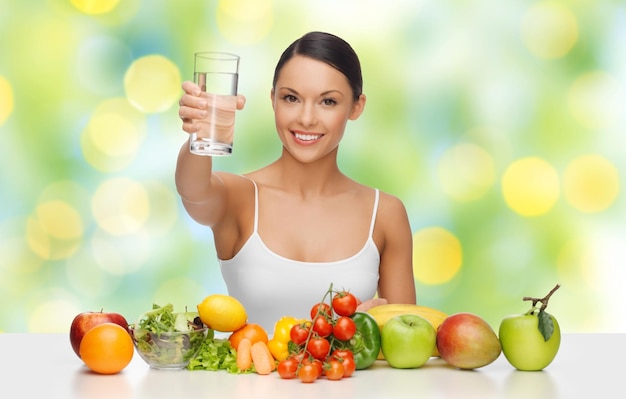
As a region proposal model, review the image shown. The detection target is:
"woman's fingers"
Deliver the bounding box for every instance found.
[178,81,245,133]
[181,120,197,134]
[236,94,246,110]
[179,101,206,118]
[180,91,207,112]
[182,80,201,96]
[356,298,388,312]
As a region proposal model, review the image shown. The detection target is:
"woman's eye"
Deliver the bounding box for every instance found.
[283,94,298,102]
[322,98,337,106]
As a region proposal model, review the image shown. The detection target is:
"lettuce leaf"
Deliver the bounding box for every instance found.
[187,338,253,373]
[137,303,177,333]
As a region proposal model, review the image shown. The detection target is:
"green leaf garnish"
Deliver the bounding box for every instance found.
[537,310,554,341]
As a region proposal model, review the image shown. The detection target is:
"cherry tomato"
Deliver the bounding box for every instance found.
[332,348,354,360]
[324,359,345,381]
[312,316,333,338]
[289,351,306,364]
[277,358,298,379]
[307,337,330,360]
[290,323,310,346]
[310,302,333,319]
[333,316,357,341]
[302,356,324,377]
[339,355,356,377]
[332,291,358,316]
[298,363,319,383]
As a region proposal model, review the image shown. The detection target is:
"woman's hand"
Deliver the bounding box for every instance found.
[178,80,246,134]
[356,297,388,312]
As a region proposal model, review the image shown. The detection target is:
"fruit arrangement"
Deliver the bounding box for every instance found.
[68,283,562,378]
[69,310,133,374]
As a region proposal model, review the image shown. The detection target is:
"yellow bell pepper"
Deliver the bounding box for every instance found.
[267,316,303,361]
[267,339,288,361]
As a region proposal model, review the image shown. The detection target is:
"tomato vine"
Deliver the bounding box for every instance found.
[279,283,360,382]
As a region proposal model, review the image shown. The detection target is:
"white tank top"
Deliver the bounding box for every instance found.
[219,181,380,333]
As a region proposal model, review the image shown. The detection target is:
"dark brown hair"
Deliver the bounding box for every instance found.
[272,31,363,100]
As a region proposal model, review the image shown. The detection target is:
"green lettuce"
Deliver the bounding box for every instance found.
[187,338,254,373]
[132,303,211,366]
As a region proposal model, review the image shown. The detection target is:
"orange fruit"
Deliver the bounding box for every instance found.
[197,294,247,332]
[229,323,268,351]
[79,322,134,375]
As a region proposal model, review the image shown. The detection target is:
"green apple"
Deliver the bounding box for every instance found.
[381,314,436,369]
[499,313,560,371]
[499,284,561,371]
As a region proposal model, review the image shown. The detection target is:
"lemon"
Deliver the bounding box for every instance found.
[197,294,247,332]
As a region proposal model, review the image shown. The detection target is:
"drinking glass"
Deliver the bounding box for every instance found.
[190,52,239,156]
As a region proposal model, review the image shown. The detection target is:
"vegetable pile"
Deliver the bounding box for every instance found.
[129,285,384,382]
[276,284,381,383]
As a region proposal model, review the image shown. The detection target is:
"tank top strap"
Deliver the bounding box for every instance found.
[249,178,259,233]
[368,189,380,238]
[250,179,375,237]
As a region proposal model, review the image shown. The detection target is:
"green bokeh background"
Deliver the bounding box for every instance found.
[1,0,624,333]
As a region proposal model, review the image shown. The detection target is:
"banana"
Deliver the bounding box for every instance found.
[366,304,448,358]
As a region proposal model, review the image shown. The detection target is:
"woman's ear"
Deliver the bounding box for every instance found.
[349,93,366,120]
[270,88,276,110]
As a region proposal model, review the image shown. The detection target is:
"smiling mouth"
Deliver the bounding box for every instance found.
[293,132,322,142]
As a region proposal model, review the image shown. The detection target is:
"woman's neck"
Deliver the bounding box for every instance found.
[269,149,348,198]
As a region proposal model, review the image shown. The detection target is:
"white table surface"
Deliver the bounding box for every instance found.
[2,333,623,398]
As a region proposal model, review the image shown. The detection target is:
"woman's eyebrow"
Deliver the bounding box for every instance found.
[278,87,344,97]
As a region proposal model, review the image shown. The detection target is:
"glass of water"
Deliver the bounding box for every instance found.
[190,52,239,156]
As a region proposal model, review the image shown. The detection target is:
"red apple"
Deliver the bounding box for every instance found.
[69,310,129,358]
[436,312,502,369]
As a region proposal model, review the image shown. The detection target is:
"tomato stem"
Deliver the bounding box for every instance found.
[296,283,336,368]
[523,283,561,312]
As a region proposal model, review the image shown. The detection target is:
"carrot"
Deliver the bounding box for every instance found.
[250,341,276,375]
[236,338,253,371]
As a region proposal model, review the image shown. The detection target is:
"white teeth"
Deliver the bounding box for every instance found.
[295,133,321,141]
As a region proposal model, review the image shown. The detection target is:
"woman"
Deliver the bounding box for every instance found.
[176,31,416,332]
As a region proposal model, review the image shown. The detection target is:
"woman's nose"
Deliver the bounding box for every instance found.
[298,103,316,127]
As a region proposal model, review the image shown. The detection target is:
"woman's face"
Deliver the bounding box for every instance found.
[271,55,365,163]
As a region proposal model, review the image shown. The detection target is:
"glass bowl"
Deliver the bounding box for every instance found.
[129,325,210,369]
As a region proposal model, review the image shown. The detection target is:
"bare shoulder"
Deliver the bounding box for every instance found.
[374,190,412,245]
[377,190,410,220]
[242,165,278,188]
[213,171,256,210]
[212,170,252,191]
